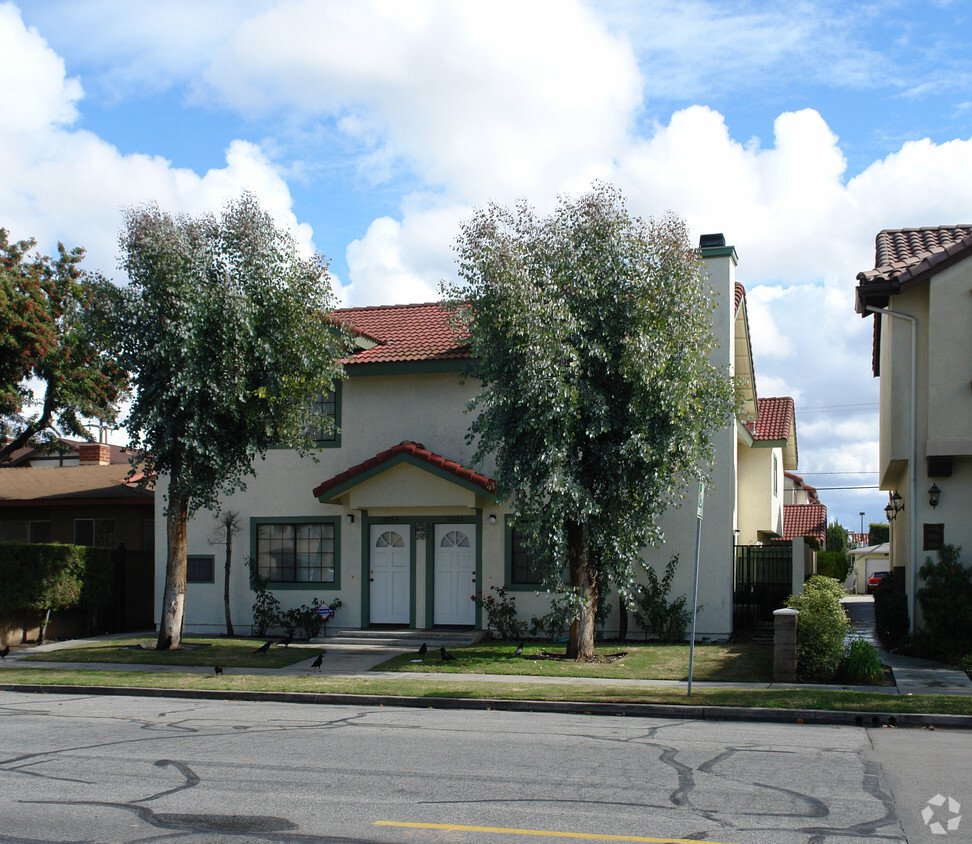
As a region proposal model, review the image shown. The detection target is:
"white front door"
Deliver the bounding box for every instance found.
[370,525,410,624]
[434,524,476,625]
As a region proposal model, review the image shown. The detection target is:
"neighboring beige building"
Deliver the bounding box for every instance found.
[165,237,817,640]
[855,226,972,627]
[848,543,891,596]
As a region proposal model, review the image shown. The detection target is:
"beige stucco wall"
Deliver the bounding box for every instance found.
[736,444,783,543]
[927,262,972,446]
[875,255,972,609]
[160,248,752,641]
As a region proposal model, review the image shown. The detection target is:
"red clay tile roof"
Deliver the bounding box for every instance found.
[746,396,794,442]
[782,503,827,542]
[855,225,972,373]
[313,441,496,500]
[862,226,972,283]
[784,470,818,501]
[333,302,469,365]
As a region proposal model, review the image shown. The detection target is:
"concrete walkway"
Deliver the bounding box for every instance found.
[3,618,971,696]
[842,596,972,696]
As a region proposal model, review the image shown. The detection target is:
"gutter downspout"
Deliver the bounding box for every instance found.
[866,305,917,634]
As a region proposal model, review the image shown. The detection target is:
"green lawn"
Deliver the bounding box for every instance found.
[375,641,774,683]
[22,637,315,669]
[7,636,966,717]
[2,667,970,715]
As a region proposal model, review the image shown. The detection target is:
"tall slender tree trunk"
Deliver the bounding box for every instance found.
[566,520,597,659]
[157,492,188,650]
[223,520,234,637]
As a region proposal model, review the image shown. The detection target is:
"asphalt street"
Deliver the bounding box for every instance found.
[1,691,968,843]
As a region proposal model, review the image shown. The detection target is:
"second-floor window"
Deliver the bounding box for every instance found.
[307,387,340,446]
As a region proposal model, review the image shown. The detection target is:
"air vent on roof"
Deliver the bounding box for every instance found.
[699,233,726,248]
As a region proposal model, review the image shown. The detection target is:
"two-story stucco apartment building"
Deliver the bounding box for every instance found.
[855,226,972,629]
[159,237,816,641]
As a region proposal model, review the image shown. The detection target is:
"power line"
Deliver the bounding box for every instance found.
[798,471,878,476]
[799,403,879,413]
[810,485,880,491]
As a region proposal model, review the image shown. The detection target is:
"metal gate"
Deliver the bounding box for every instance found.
[733,544,792,630]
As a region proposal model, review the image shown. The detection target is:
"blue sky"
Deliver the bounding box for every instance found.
[3,0,972,533]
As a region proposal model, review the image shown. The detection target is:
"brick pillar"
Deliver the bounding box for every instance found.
[773,608,799,683]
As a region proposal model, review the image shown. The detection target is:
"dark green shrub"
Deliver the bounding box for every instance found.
[816,550,849,583]
[530,590,577,640]
[785,575,849,680]
[842,639,884,684]
[960,653,972,680]
[868,523,889,545]
[0,542,111,639]
[246,556,282,637]
[872,572,908,650]
[528,585,611,641]
[632,555,691,643]
[917,544,972,659]
[279,597,342,639]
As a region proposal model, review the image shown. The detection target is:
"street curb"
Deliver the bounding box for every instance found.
[2,683,970,730]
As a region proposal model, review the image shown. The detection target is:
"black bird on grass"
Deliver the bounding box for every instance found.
[254,640,272,655]
[311,652,325,672]
[0,644,9,662]
[513,642,524,657]
[440,647,457,662]
[214,665,223,676]
[418,642,427,657]
[278,635,293,648]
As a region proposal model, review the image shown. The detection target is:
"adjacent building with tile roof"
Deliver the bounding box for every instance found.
[168,236,820,640]
[855,225,972,630]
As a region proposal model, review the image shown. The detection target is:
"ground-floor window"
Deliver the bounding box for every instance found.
[255,518,338,583]
[75,518,115,548]
[506,518,543,586]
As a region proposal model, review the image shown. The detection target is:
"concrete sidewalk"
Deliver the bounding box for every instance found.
[3,623,971,696]
[842,596,972,696]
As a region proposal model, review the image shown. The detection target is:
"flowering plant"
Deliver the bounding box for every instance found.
[472,584,527,640]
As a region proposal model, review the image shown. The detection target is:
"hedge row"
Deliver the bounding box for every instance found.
[0,542,113,618]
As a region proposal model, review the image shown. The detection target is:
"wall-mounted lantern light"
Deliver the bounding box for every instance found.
[885,491,904,522]
[928,483,941,509]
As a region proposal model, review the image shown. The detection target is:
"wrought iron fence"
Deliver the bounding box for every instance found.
[733,544,792,630]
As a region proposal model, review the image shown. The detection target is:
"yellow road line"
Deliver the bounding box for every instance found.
[373,820,737,844]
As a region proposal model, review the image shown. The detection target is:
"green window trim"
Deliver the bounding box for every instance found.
[250,516,342,589]
[311,384,342,449]
[504,516,544,590]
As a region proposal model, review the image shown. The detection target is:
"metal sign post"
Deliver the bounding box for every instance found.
[687,482,704,696]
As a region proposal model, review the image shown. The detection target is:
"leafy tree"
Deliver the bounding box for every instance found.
[445,183,735,658]
[868,523,889,545]
[825,520,848,554]
[0,229,126,462]
[111,193,350,649]
[816,550,849,583]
